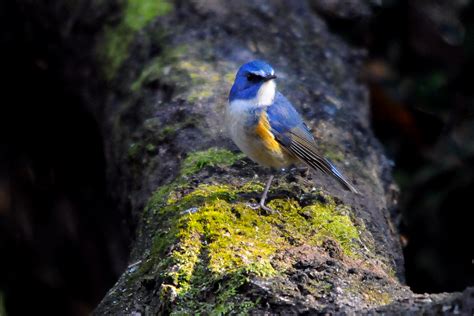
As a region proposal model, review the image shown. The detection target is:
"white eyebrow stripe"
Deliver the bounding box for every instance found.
[251,69,275,77]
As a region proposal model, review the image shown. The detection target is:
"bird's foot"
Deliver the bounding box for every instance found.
[246,202,279,215]
[260,202,279,215]
[246,202,260,210]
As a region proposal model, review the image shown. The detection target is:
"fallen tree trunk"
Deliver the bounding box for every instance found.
[83,0,471,314]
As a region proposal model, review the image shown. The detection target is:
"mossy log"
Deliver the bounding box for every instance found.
[90,0,471,315]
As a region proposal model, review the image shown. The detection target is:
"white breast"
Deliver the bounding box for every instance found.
[256,80,276,106]
[226,81,271,148]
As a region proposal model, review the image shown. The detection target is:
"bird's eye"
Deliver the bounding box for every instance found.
[246,74,259,82]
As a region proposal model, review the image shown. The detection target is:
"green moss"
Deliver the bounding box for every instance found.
[363,288,392,306]
[156,124,185,140]
[148,184,277,313]
[319,142,345,163]
[153,116,199,141]
[305,203,360,255]
[181,148,245,177]
[98,0,172,80]
[266,197,360,256]
[177,60,221,102]
[131,53,234,102]
[302,280,333,298]
[323,150,345,163]
[346,283,392,307]
[145,143,156,152]
[144,182,364,313]
[130,46,187,92]
[170,267,257,315]
[99,24,130,80]
[127,142,141,159]
[126,36,237,102]
[124,0,172,31]
[240,180,265,193]
[138,146,368,313]
[147,182,177,211]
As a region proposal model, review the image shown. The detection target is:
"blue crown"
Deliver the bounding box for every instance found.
[229,60,276,102]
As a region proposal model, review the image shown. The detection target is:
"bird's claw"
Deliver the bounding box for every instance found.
[246,202,260,210]
[246,202,279,215]
[260,203,280,215]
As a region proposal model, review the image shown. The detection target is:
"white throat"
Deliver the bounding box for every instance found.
[256,80,276,105]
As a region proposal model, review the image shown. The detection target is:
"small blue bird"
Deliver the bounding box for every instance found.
[226,60,358,213]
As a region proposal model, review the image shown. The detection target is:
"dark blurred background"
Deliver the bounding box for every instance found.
[0,0,129,315]
[0,0,473,315]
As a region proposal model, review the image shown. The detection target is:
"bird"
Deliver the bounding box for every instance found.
[226,60,358,213]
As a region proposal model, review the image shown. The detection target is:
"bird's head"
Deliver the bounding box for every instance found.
[229,60,277,105]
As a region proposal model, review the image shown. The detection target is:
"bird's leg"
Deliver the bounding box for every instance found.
[259,174,278,214]
[246,174,278,214]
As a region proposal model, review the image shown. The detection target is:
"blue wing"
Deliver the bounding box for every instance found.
[266,93,314,146]
[266,93,358,193]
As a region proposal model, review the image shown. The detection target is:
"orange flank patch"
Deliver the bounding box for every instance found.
[255,111,282,153]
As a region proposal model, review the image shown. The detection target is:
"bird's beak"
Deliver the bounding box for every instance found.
[264,74,277,81]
